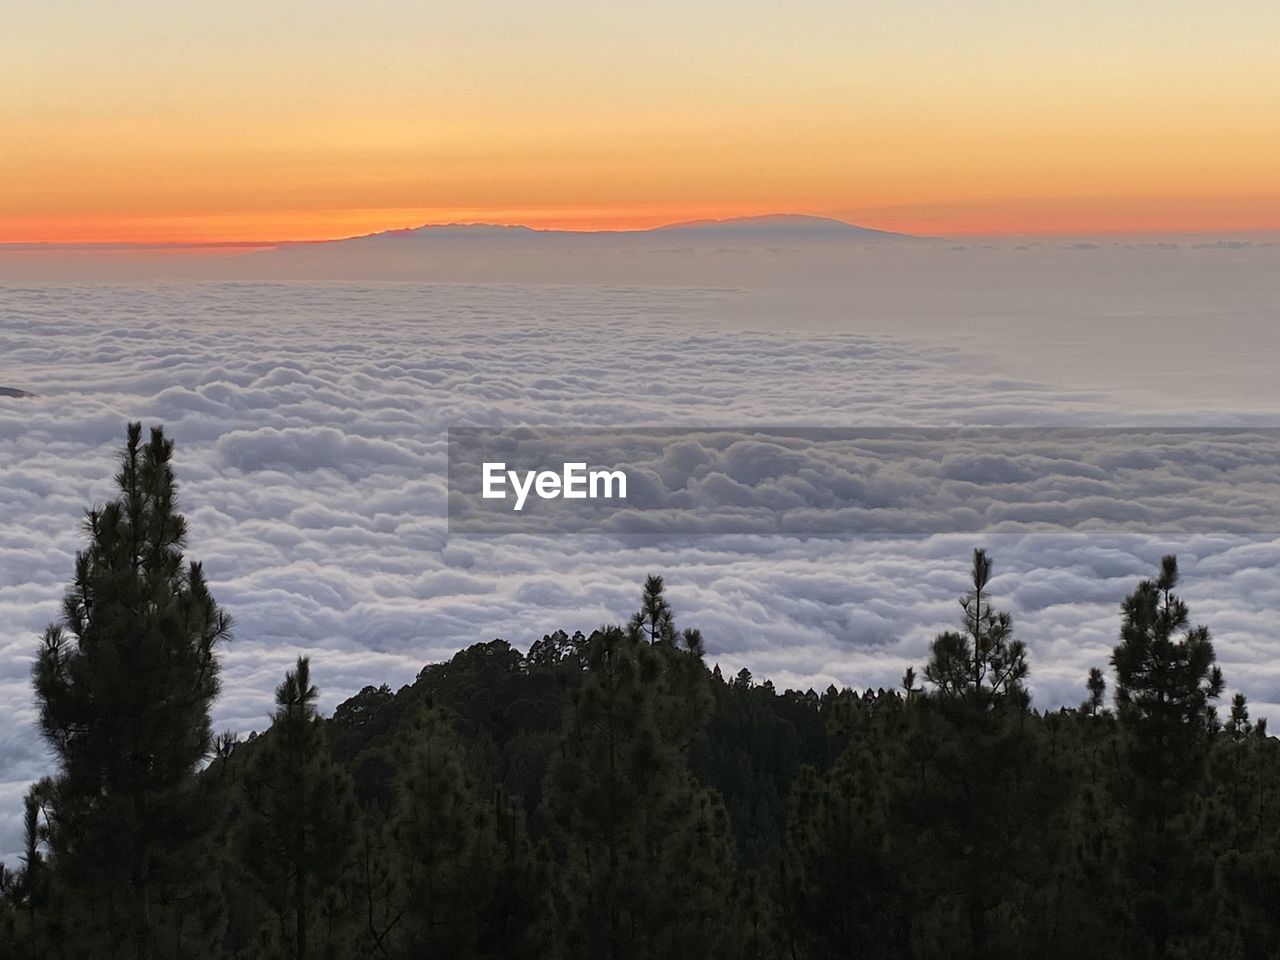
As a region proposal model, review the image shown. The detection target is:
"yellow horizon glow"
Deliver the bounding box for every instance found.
[4,1,1278,243]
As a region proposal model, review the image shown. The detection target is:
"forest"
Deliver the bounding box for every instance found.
[3,423,1279,960]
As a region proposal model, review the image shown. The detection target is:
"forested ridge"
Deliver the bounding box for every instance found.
[4,424,1280,960]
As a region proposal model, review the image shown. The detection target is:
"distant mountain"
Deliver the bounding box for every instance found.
[323,214,908,245]
[650,213,902,240]
[348,223,544,242]
[244,213,914,282]
[0,386,34,398]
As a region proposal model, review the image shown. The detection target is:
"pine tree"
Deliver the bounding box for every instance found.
[1112,556,1223,751]
[629,574,676,644]
[1225,692,1253,742]
[1084,666,1107,717]
[235,657,359,960]
[627,576,713,754]
[32,423,229,960]
[923,548,1028,705]
[1110,555,1224,957]
[902,548,1062,958]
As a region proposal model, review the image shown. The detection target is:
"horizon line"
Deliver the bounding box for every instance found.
[5,212,1280,250]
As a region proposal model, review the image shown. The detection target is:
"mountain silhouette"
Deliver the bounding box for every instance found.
[324,213,907,245]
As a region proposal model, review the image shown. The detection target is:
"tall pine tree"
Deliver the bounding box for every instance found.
[32,423,229,960]
[1110,555,1223,957]
[902,548,1062,958]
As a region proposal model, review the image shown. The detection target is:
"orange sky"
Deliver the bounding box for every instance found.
[4,1,1278,243]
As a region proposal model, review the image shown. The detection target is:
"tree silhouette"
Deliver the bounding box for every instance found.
[1110,555,1224,957]
[629,574,676,644]
[924,548,1028,705]
[905,548,1063,957]
[31,423,229,960]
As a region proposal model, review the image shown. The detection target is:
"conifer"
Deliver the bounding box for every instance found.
[32,423,229,960]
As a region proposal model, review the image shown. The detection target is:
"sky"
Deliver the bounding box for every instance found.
[4,0,1279,243]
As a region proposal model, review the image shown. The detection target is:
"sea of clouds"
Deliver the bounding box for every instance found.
[2,274,1279,860]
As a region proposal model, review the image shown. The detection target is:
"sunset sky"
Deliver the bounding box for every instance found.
[4,0,1278,243]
